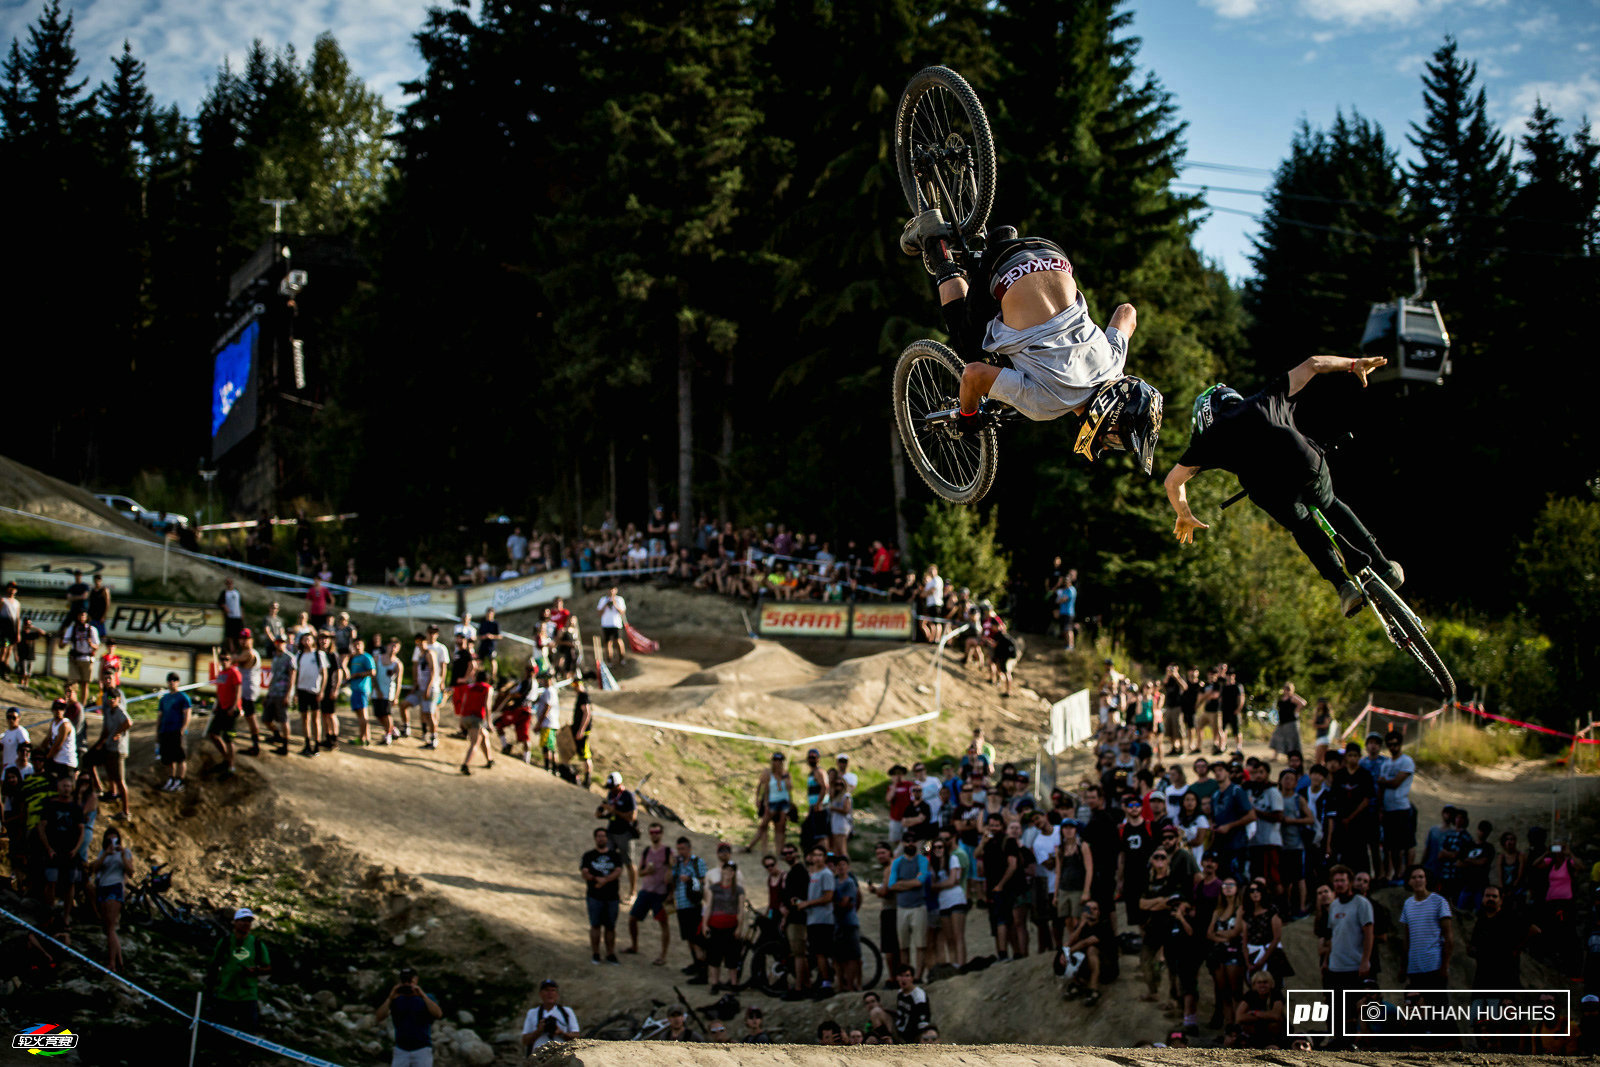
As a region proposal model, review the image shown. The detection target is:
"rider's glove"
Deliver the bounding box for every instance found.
[924,243,966,284]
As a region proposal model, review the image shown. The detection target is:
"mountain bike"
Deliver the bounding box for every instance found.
[636,773,684,826]
[588,985,706,1040]
[1222,473,1454,700]
[733,904,883,996]
[891,65,1014,504]
[124,861,230,947]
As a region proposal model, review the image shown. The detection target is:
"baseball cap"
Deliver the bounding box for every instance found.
[605,771,623,786]
[807,747,820,756]
[835,753,849,763]
[771,752,785,761]
[540,979,559,990]
[1365,731,1383,741]
[233,907,255,921]
[239,627,252,638]
[1582,995,1598,1004]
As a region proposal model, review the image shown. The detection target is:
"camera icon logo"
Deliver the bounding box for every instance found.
[1361,1001,1386,1023]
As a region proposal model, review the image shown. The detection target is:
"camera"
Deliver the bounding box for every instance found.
[542,1017,560,1035]
[1360,1001,1385,1024]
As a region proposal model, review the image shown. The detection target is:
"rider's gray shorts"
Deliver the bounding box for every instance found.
[989,324,1126,421]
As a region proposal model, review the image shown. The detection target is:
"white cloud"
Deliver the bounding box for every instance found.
[1516,13,1555,36]
[1395,52,1430,75]
[1578,41,1593,52]
[1296,0,1504,28]
[2,0,434,112]
[1500,73,1600,141]
[1312,30,1337,42]
[1202,0,1271,17]
[1302,48,1319,61]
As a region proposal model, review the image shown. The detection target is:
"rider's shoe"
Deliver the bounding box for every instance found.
[953,402,996,437]
[900,208,947,255]
[1338,580,1366,618]
[1378,560,1405,590]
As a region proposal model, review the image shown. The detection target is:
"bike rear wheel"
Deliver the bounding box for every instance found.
[859,935,884,991]
[894,66,995,236]
[739,938,793,996]
[1364,578,1455,700]
[893,339,999,504]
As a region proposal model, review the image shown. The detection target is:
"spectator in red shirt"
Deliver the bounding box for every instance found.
[98,639,123,706]
[208,651,244,782]
[458,670,494,776]
[306,579,332,631]
[887,765,915,846]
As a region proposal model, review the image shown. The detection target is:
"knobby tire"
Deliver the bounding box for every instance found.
[893,339,999,504]
[588,1014,640,1040]
[894,66,996,236]
[1365,579,1455,700]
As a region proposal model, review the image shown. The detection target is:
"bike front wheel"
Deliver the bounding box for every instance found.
[739,938,793,996]
[894,66,996,236]
[893,339,999,504]
[859,935,884,991]
[1365,578,1455,700]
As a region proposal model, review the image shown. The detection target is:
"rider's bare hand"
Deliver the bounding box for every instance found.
[1173,513,1209,544]
[1351,356,1387,387]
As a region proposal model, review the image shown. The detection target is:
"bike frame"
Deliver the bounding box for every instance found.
[1310,506,1428,635]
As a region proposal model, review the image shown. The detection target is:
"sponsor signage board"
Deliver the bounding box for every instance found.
[346,585,459,620]
[462,568,575,617]
[849,603,913,640]
[2,551,134,594]
[758,605,850,637]
[19,596,225,647]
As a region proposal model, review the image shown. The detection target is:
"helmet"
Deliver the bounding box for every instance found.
[605,771,623,787]
[1190,384,1242,438]
[1073,376,1164,475]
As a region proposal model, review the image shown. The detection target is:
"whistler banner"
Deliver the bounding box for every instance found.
[19,596,225,647]
[346,585,459,620]
[758,604,851,637]
[462,568,575,617]
[2,551,134,594]
[849,603,914,640]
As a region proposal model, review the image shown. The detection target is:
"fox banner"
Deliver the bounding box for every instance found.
[849,603,914,640]
[757,604,851,637]
[18,596,225,647]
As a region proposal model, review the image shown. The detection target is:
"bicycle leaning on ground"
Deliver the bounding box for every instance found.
[588,985,715,1040]
[123,861,229,947]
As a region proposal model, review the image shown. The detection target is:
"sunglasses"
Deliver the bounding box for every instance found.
[1249,887,1264,893]
[762,861,776,868]
[1152,853,1169,861]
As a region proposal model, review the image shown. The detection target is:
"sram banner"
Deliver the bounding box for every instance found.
[19,596,225,647]
[849,603,913,640]
[2,551,134,594]
[758,605,850,637]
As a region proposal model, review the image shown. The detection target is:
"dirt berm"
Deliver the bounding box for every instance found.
[534,1041,1573,1067]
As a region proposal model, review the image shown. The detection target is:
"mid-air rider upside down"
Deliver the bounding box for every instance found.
[899,208,1164,474]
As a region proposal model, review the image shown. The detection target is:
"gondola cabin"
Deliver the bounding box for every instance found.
[1359,297,1452,386]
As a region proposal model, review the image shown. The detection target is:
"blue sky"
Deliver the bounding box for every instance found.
[4,0,1597,279]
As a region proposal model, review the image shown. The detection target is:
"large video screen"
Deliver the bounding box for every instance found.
[211,318,260,460]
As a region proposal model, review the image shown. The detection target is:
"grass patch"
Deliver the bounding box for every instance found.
[1410,719,1537,770]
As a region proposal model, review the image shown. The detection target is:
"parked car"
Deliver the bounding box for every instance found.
[93,493,191,530]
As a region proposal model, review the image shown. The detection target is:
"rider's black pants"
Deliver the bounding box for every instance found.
[1253,464,1389,589]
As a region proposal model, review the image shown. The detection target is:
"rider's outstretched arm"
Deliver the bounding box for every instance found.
[1164,464,1208,544]
[1287,355,1388,397]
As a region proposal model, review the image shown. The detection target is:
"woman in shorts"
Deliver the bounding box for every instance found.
[88,827,133,971]
[1312,699,1335,767]
[932,837,969,969]
[699,860,745,993]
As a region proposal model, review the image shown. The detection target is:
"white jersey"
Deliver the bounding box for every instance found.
[533,686,561,730]
[598,595,627,629]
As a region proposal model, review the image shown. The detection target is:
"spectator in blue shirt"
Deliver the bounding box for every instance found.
[888,841,930,981]
[375,966,443,1066]
[1210,765,1255,881]
[156,673,192,793]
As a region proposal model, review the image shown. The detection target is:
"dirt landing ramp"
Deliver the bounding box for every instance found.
[532,1041,1572,1067]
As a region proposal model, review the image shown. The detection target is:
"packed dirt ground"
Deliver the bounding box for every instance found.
[5,575,1596,1063]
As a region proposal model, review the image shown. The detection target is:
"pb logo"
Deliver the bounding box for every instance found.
[1286,990,1335,1037]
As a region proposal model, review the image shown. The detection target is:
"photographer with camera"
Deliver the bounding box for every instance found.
[375,965,442,1066]
[520,978,580,1053]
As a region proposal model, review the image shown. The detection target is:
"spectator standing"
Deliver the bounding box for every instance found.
[1247,762,1283,895]
[333,612,358,663]
[58,609,99,706]
[701,855,747,993]
[87,825,132,971]
[15,616,42,687]
[1270,683,1305,757]
[408,632,440,751]
[597,772,638,896]
[456,669,494,775]
[1210,764,1254,880]
[305,577,331,632]
[747,753,793,854]
[627,823,673,963]
[218,577,244,651]
[344,638,375,746]
[156,673,192,792]
[597,587,628,667]
[476,608,502,680]
[1329,744,1376,873]
[1398,864,1452,988]
[94,690,132,818]
[580,828,623,964]
[1219,669,1246,752]
[86,575,111,639]
[918,566,945,643]
[294,633,326,756]
[373,638,403,746]
[207,651,242,783]
[234,629,265,756]
[44,698,78,781]
[569,677,594,788]
[673,836,710,978]
[1470,884,1538,991]
[376,966,443,1067]
[63,570,90,623]
[520,978,579,1052]
[1324,866,1374,1044]
[1,707,25,771]
[207,908,271,1036]
[0,582,21,679]
[832,854,864,990]
[798,844,838,995]
[262,602,287,646]
[889,839,931,980]
[891,965,932,1042]
[36,775,84,913]
[506,527,529,567]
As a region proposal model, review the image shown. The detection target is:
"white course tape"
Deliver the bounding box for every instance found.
[588,707,941,750]
[0,904,351,1067]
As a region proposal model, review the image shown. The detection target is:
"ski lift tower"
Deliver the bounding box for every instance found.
[1360,241,1452,389]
